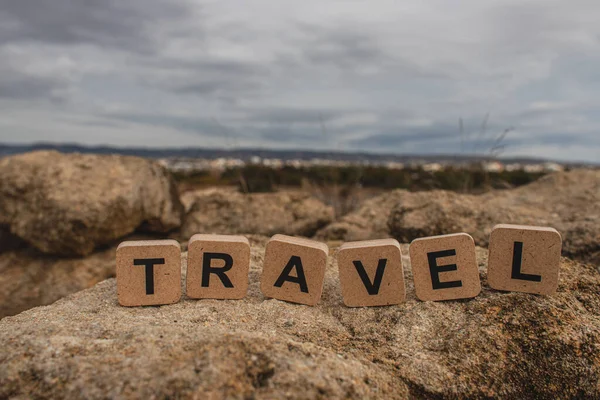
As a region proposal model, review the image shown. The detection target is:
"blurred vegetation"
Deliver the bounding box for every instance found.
[174,164,547,194]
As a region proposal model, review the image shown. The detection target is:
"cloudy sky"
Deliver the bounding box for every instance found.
[0,0,599,162]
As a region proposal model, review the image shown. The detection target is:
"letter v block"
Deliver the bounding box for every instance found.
[186,234,250,300]
[410,233,481,301]
[488,224,562,295]
[116,240,182,307]
[261,234,329,306]
[338,239,406,307]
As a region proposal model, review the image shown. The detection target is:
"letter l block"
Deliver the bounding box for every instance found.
[488,224,562,295]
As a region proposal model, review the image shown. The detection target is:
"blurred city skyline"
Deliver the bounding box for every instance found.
[1,0,599,163]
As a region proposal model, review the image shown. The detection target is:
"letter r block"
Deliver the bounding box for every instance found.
[488,224,562,295]
[261,235,329,306]
[116,240,182,307]
[338,239,406,307]
[186,234,251,300]
[410,233,481,301]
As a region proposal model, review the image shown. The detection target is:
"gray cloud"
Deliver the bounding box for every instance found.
[297,24,388,69]
[102,111,233,138]
[0,0,598,163]
[246,107,340,125]
[0,76,65,101]
[0,0,191,53]
[0,46,78,100]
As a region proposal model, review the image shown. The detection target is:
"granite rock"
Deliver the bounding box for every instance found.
[0,151,184,256]
[1,238,598,399]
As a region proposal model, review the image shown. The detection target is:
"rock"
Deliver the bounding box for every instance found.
[0,245,116,319]
[180,187,240,213]
[0,225,27,253]
[181,190,334,240]
[1,239,598,399]
[387,169,600,263]
[317,169,599,263]
[315,190,405,241]
[0,151,184,256]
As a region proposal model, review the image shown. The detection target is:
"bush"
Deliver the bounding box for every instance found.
[175,164,547,194]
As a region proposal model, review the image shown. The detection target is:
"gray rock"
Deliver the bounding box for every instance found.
[318,169,600,264]
[181,190,334,240]
[0,245,116,319]
[1,238,598,399]
[315,190,405,241]
[388,169,600,263]
[0,151,184,256]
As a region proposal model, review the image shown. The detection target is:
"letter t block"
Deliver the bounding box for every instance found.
[116,240,182,307]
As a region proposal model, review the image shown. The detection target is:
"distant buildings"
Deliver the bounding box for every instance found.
[160,156,567,175]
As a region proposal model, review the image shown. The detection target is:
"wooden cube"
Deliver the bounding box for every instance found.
[260,235,329,306]
[186,234,250,300]
[116,240,182,307]
[410,233,481,301]
[488,224,562,295]
[337,239,405,307]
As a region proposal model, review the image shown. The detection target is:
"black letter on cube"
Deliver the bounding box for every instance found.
[510,242,542,282]
[427,250,463,290]
[274,256,309,293]
[134,258,165,295]
[352,259,387,295]
[202,252,235,288]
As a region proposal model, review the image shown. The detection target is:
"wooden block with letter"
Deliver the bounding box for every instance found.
[116,240,182,307]
[410,233,481,301]
[487,224,562,295]
[186,234,250,300]
[337,239,405,307]
[260,234,329,306]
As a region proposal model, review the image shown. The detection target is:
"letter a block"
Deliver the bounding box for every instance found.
[116,240,182,307]
[488,224,562,295]
[410,233,481,301]
[186,234,251,300]
[337,239,406,307]
[261,235,328,306]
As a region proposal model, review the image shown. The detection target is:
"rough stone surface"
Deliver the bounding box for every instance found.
[315,190,404,241]
[0,226,26,253]
[0,151,184,256]
[0,245,116,319]
[1,237,598,399]
[318,170,600,264]
[387,169,600,264]
[181,190,334,239]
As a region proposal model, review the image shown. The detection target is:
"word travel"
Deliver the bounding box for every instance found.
[116,224,562,307]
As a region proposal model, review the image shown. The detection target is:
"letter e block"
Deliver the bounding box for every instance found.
[488,224,562,295]
[410,233,481,301]
[186,234,250,300]
[338,239,406,307]
[116,240,182,307]
[261,235,328,306]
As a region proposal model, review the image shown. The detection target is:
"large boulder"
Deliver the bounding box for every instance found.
[388,169,600,263]
[0,151,184,256]
[315,190,405,241]
[1,239,598,399]
[181,190,334,239]
[318,169,599,264]
[0,246,116,319]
